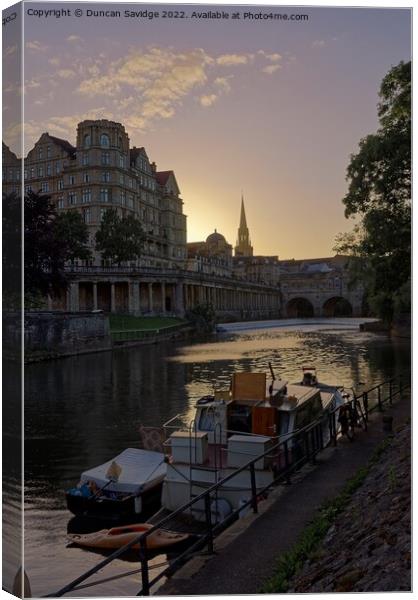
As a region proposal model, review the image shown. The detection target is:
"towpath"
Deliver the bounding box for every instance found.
[157,389,410,596]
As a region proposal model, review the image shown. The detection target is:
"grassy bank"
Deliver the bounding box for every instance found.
[261,436,394,593]
[109,315,186,331]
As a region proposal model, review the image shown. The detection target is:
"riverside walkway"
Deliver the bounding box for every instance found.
[157,387,410,596]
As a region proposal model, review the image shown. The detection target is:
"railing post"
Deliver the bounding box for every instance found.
[249,463,258,513]
[378,386,383,411]
[303,430,309,461]
[283,440,291,484]
[204,494,214,554]
[363,392,369,422]
[310,429,316,464]
[318,421,324,450]
[332,411,337,446]
[139,536,150,596]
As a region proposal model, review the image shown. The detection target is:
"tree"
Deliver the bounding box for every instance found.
[23,191,91,299]
[95,208,145,265]
[336,61,411,323]
[2,193,21,307]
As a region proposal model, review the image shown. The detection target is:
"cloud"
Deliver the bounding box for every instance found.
[78,47,211,122]
[312,40,326,48]
[217,54,249,66]
[262,64,281,75]
[200,94,218,107]
[26,79,41,89]
[26,40,47,52]
[67,35,82,42]
[5,45,17,56]
[57,69,77,79]
[214,76,233,93]
[20,44,295,151]
[258,50,282,62]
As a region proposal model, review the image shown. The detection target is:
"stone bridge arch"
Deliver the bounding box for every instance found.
[286,297,314,318]
[322,296,353,317]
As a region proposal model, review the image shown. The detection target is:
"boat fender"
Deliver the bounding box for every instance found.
[134,496,143,514]
[197,395,214,405]
[210,498,232,524]
[238,498,251,518]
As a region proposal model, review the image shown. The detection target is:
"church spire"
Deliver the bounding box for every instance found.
[239,194,248,229]
[235,194,253,257]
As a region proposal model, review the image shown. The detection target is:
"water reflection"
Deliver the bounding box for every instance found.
[18,319,409,596]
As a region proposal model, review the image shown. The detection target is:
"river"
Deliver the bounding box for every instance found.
[7,319,411,596]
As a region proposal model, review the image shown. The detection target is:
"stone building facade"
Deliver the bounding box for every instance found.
[187,230,233,277]
[280,255,364,317]
[6,119,187,269]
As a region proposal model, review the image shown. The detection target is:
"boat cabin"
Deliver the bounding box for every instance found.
[195,372,324,444]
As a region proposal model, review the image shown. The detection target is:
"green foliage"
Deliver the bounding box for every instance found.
[2,192,21,307]
[262,434,397,593]
[95,208,144,265]
[336,61,411,323]
[186,302,216,333]
[20,191,91,299]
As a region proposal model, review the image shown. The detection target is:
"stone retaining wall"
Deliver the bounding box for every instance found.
[4,311,112,361]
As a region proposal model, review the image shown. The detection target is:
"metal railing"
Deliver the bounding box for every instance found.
[47,373,409,598]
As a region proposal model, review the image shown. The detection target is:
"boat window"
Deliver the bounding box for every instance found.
[278,412,290,435]
[228,404,252,434]
[198,407,216,431]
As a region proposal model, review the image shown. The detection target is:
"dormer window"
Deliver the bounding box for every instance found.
[100,133,110,147]
[83,134,91,147]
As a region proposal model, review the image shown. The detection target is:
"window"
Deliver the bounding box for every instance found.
[68,192,77,205]
[121,190,126,205]
[81,153,89,166]
[58,179,64,190]
[55,161,61,174]
[100,133,110,147]
[100,208,106,221]
[24,169,28,180]
[25,185,32,193]
[38,166,43,177]
[30,168,35,179]
[82,189,91,203]
[83,172,90,183]
[57,197,64,209]
[83,134,91,147]
[119,173,124,184]
[83,208,91,223]
[41,182,49,193]
[47,163,52,176]
[100,188,109,202]
[102,172,110,183]
[128,195,134,209]
[69,175,75,185]
[119,154,125,168]
[101,152,110,165]
[38,147,43,159]
[47,145,51,158]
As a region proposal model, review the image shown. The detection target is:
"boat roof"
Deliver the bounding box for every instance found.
[80,448,166,494]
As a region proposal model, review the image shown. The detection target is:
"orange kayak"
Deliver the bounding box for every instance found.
[68,523,189,551]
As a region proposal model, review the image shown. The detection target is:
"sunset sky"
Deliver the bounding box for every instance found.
[3,3,411,258]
